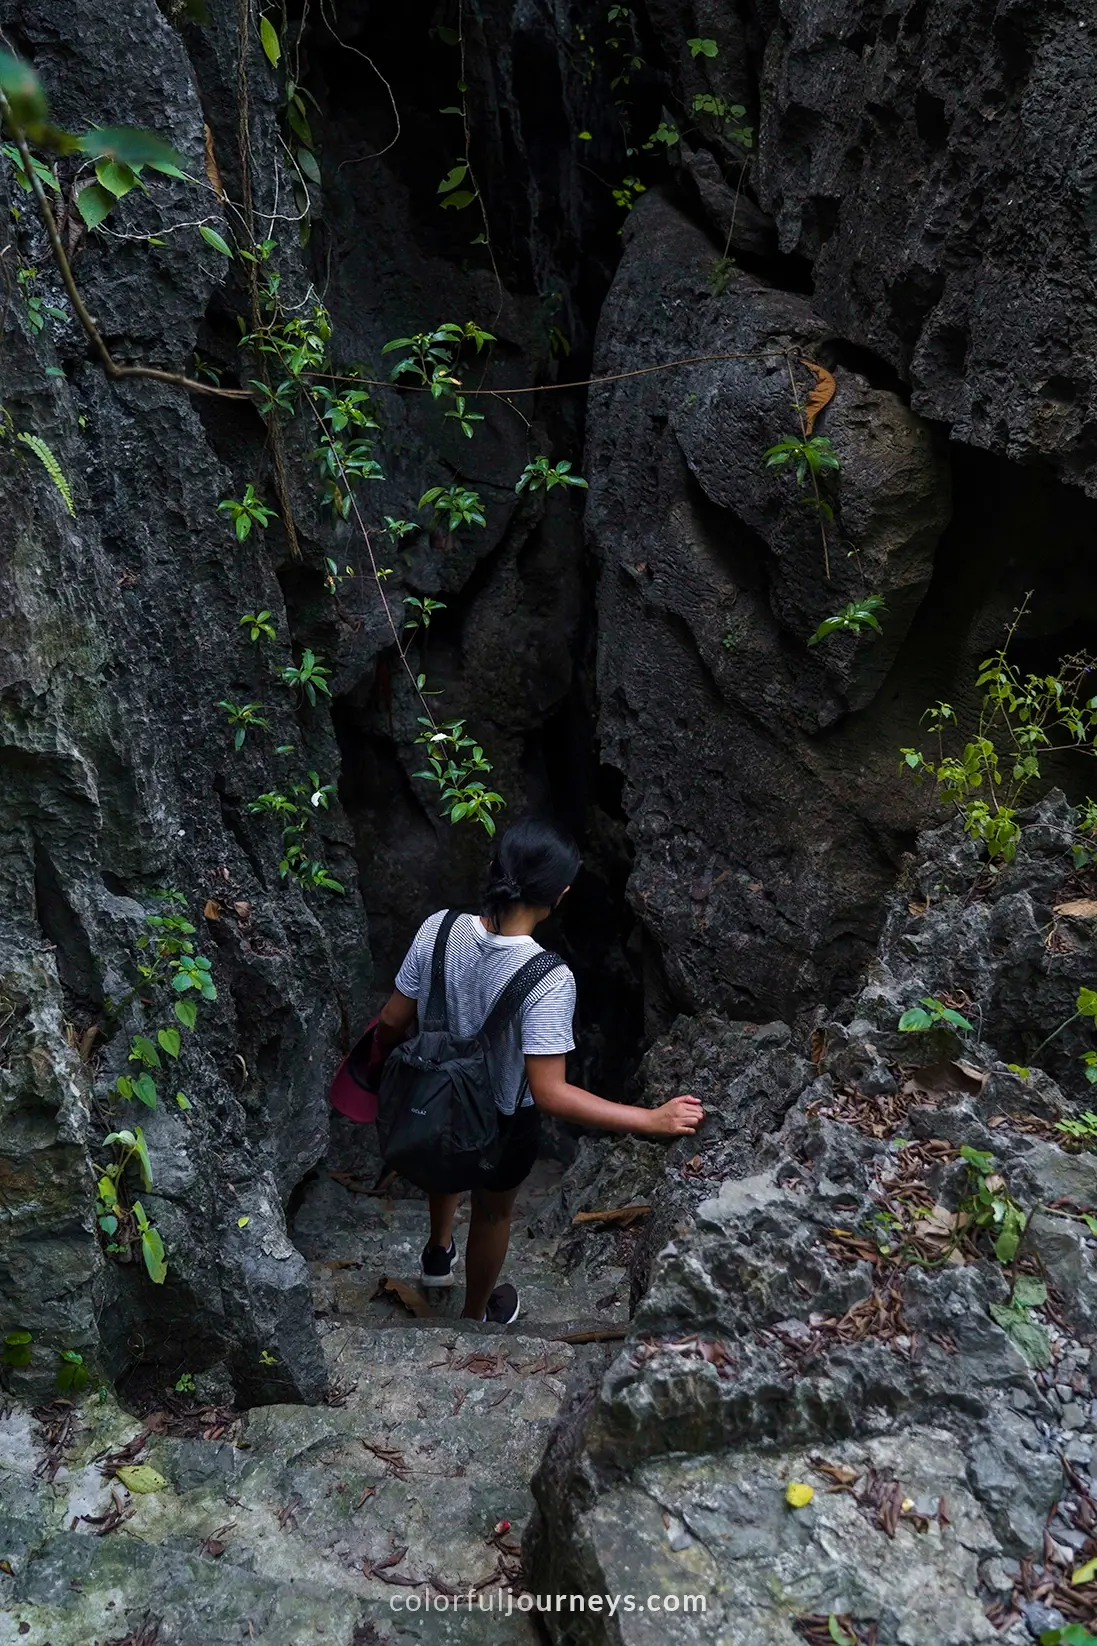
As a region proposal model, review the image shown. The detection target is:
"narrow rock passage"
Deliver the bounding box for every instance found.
[1,1149,629,1646]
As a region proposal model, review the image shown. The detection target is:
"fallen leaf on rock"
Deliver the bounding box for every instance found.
[204,123,224,198]
[571,1204,651,1228]
[801,359,837,434]
[1073,1555,1097,1585]
[811,1458,859,1489]
[908,900,928,917]
[371,1275,432,1318]
[115,1464,166,1494]
[810,1029,827,1066]
[1055,899,1097,919]
[203,899,221,920]
[233,900,251,921]
[786,1482,815,1508]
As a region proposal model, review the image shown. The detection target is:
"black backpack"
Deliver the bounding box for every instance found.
[377,911,564,1194]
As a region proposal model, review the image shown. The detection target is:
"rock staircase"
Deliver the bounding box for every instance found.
[0,1155,630,1646]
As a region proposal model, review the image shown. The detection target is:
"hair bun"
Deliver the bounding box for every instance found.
[494,873,522,900]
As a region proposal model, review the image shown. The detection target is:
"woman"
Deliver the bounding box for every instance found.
[375,819,704,1325]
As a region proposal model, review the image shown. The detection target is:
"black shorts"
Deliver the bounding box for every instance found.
[480,1103,540,1193]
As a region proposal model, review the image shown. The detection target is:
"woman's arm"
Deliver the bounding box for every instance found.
[525,1054,703,1137]
[377,988,417,1049]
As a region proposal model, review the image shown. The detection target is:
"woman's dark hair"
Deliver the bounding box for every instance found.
[481,818,581,930]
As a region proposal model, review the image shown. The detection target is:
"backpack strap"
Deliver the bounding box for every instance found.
[480,950,565,1042]
[423,910,461,1032]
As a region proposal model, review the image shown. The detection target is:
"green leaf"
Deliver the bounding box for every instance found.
[1083,1214,1097,1238]
[140,1223,167,1285]
[438,164,468,193]
[131,1034,161,1069]
[687,36,719,57]
[1072,1558,1097,1588]
[898,1007,933,1033]
[174,998,198,1029]
[989,1302,1050,1369]
[1012,1275,1047,1309]
[114,1075,134,1101]
[994,1204,1026,1263]
[133,1072,159,1109]
[76,182,115,229]
[132,1126,154,1192]
[78,127,183,170]
[439,189,476,210]
[175,1091,192,1111]
[157,1027,181,1060]
[828,1619,855,1646]
[199,225,233,257]
[296,146,321,184]
[94,158,139,198]
[237,1215,250,1228]
[260,14,281,65]
[1078,986,1097,1021]
[116,1462,166,1492]
[0,51,49,133]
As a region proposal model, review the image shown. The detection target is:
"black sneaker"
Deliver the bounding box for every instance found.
[483,1283,520,1326]
[420,1239,458,1287]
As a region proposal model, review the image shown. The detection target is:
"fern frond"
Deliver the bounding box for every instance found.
[17,432,75,517]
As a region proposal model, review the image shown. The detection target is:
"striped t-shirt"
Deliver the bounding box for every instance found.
[394,910,576,1113]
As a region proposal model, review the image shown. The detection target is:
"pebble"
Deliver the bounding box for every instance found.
[1065,1439,1093,1466]
[1023,1600,1066,1637]
[1062,1402,1087,1430]
[1057,1383,1075,1403]
[1010,1387,1033,1411]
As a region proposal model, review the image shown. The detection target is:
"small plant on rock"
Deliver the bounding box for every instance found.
[809,596,886,648]
[239,609,276,643]
[56,1349,88,1393]
[515,456,588,494]
[897,995,974,1035]
[219,700,269,749]
[280,648,331,705]
[900,595,1097,864]
[763,433,840,492]
[414,719,505,836]
[2,1329,33,1369]
[418,484,485,532]
[218,484,277,541]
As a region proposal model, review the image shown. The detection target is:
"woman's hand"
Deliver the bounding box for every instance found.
[643,1095,704,1136]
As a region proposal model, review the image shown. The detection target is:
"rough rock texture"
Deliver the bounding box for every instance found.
[586,188,952,1022]
[0,0,604,1401]
[756,0,1097,492]
[0,1164,627,1646]
[0,0,370,1404]
[528,811,1097,1642]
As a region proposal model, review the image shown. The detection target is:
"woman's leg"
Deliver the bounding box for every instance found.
[460,1186,520,1319]
[428,1192,461,1250]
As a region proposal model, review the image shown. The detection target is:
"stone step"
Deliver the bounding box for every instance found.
[290,1162,568,1262]
[317,1325,589,1421]
[3,1522,538,1646]
[310,1246,630,1333]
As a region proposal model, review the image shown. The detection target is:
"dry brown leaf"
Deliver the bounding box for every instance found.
[78,1024,100,1062]
[571,1204,651,1228]
[908,900,929,917]
[233,900,251,921]
[204,124,224,199]
[203,899,222,920]
[1055,899,1097,919]
[801,359,837,435]
[371,1275,432,1319]
[810,1029,827,1067]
